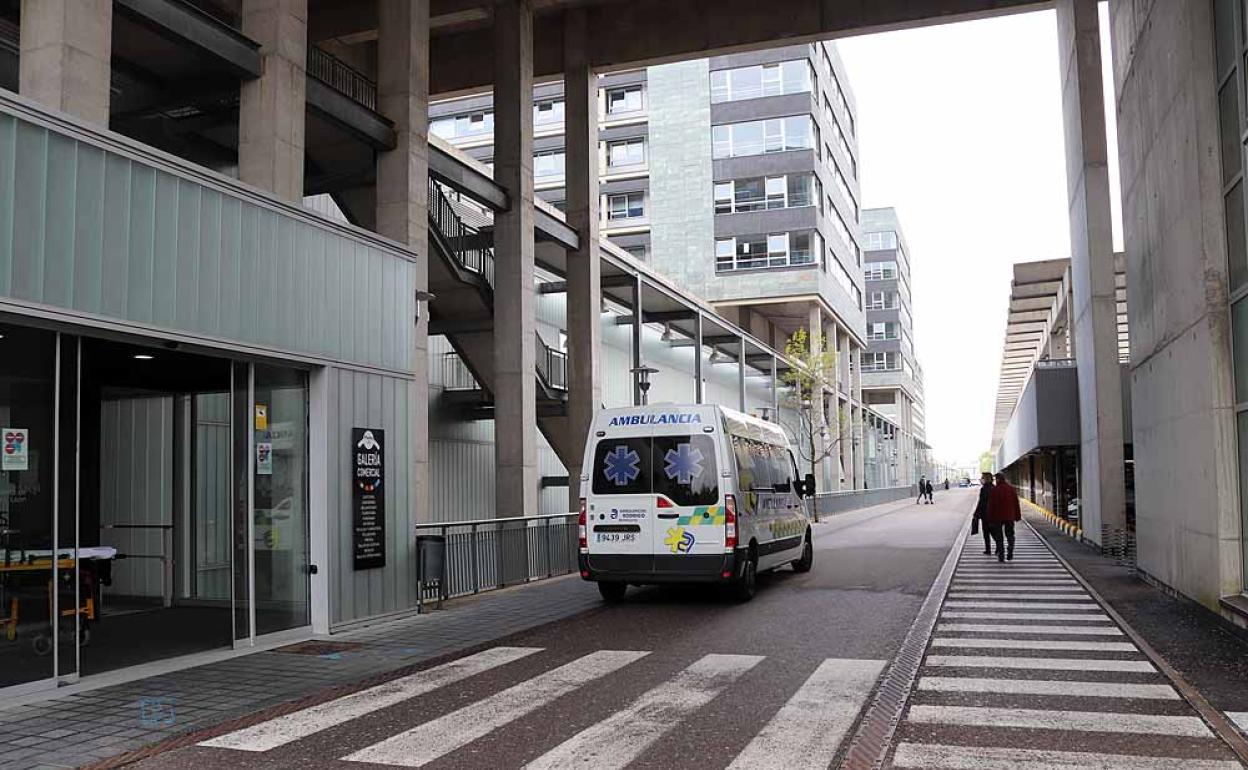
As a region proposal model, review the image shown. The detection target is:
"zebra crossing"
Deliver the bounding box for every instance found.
[889,527,1246,769]
[197,646,887,768]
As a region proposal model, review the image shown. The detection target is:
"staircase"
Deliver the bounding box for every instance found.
[426,179,581,469]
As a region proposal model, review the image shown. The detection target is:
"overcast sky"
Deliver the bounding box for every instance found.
[838,7,1121,468]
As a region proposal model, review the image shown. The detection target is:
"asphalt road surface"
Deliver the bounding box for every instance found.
[126,488,1247,769]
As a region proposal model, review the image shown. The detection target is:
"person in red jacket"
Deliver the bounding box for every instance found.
[986,472,1022,562]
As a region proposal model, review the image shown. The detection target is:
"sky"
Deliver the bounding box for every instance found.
[838,7,1121,468]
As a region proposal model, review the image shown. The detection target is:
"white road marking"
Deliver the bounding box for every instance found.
[906,705,1212,737]
[948,593,1092,601]
[344,649,649,767]
[725,658,886,770]
[931,638,1138,652]
[937,623,1121,636]
[942,612,1112,622]
[198,646,542,752]
[918,676,1179,700]
[892,743,1242,769]
[955,571,1072,576]
[944,602,1100,610]
[524,653,763,770]
[925,655,1154,672]
[1228,711,1248,732]
[948,585,1085,592]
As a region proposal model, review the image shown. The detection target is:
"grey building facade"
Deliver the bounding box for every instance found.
[860,207,929,486]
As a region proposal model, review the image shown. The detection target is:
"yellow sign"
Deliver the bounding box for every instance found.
[254,404,268,431]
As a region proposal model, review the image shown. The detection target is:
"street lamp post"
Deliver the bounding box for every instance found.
[630,365,660,405]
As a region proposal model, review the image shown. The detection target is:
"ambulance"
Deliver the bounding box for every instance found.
[577,404,816,602]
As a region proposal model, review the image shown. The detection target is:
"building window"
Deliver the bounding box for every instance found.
[606,192,645,221]
[534,99,565,126]
[711,116,815,159]
[868,322,899,341]
[606,86,644,115]
[712,173,819,214]
[534,151,565,179]
[606,138,646,168]
[430,110,494,140]
[864,261,899,281]
[715,231,817,272]
[867,291,899,310]
[622,244,648,261]
[862,352,901,372]
[710,60,815,103]
[864,230,899,251]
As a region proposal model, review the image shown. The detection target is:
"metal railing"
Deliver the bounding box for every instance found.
[415,513,579,603]
[1036,358,1076,369]
[307,45,378,111]
[429,179,495,287]
[441,352,480,391]
[536,335,568,391]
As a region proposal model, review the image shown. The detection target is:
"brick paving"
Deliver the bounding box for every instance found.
[0,575,600,769]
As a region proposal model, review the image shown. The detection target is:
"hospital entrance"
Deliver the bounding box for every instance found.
[1,323,312,691]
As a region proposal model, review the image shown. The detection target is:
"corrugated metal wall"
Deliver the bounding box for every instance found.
[0,114,414,373]
[193,393,231,600]
[99,397,173,602]
[326,367,417,627]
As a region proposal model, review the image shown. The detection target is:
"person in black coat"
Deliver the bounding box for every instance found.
[973,472,994,554]
[917,476,927,505]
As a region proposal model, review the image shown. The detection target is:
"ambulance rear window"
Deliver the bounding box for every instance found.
[591,435,719,506]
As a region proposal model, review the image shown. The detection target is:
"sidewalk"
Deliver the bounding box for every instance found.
[0,576,600,770]
[0,493,926,770]
[1026,507,1248,726]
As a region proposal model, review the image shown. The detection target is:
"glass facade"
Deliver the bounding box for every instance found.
[1214,0,1248,589]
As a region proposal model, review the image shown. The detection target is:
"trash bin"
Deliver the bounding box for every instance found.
[416,535,445,609]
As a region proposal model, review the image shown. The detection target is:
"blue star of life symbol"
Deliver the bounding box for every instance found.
[604,445,641,486]
[664,443,704,485]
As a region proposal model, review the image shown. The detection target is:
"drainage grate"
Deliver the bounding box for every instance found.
[838,516,971,770]
[275,640,365,656]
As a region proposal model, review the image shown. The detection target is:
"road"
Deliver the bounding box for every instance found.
[127,488,1246,769]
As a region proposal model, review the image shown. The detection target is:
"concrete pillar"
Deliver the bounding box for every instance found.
[738,336,747,412]
[631,275,643,405]
[374,0,430,527]
[838,331,852,490]
[239,0,307,201]
[807,306,826,484]
[694,313,704,404]
[852,345,865,489]
[1056,0,1125,548]
[492,0,537,523]
[826,324,841,493]
[19,0,112,126]
[563,8,601,511]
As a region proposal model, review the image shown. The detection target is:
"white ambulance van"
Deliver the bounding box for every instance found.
[577,404,816,602]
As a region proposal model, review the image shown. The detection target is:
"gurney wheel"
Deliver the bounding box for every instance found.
[31,634,51,657]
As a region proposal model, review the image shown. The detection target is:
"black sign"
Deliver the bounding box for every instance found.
[352,427,386,570]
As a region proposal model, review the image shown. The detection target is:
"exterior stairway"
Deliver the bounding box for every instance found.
[426,179,580,470]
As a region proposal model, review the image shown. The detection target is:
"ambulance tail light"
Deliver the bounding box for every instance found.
[724,495,738,551]
[578,499,588,552]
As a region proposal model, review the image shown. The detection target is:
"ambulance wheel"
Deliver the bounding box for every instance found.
[732,555,757,602]
[793,534,814,573]
[598,582,627,603]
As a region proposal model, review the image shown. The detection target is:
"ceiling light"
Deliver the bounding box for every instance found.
[133,354,154,360]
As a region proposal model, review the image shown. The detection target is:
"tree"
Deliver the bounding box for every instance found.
[979,451,995,473]
[779,328,844,493]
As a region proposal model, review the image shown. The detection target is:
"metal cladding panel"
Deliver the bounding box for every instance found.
[328,367,417,628]
[0,111,414,372]
[997,365,1080,469]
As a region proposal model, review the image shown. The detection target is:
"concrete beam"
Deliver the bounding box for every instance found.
[20,0,113,125]
[492,0,538,526]
[239,0,307,201]
[1056,0,1125,548]
[563,6,601,510]
[306,76,398,149]
[115,0,262,78]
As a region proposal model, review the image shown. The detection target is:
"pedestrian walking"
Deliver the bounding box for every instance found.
[917,476,927,505]
[986,471,1021,561]
[972,471,993,554]
[925,478,935,504]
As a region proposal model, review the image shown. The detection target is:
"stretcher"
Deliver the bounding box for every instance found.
[0,546,116,655]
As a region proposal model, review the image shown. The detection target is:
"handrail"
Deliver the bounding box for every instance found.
[307,45,378,112]
[441,351,480,391]
[535,333,568,391]
[414,512,575,530]
[429,178,495,287]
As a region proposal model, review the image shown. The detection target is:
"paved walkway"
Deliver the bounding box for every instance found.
[0,576,600,769]
[890,522,1244,768]
[0,492,918,769]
